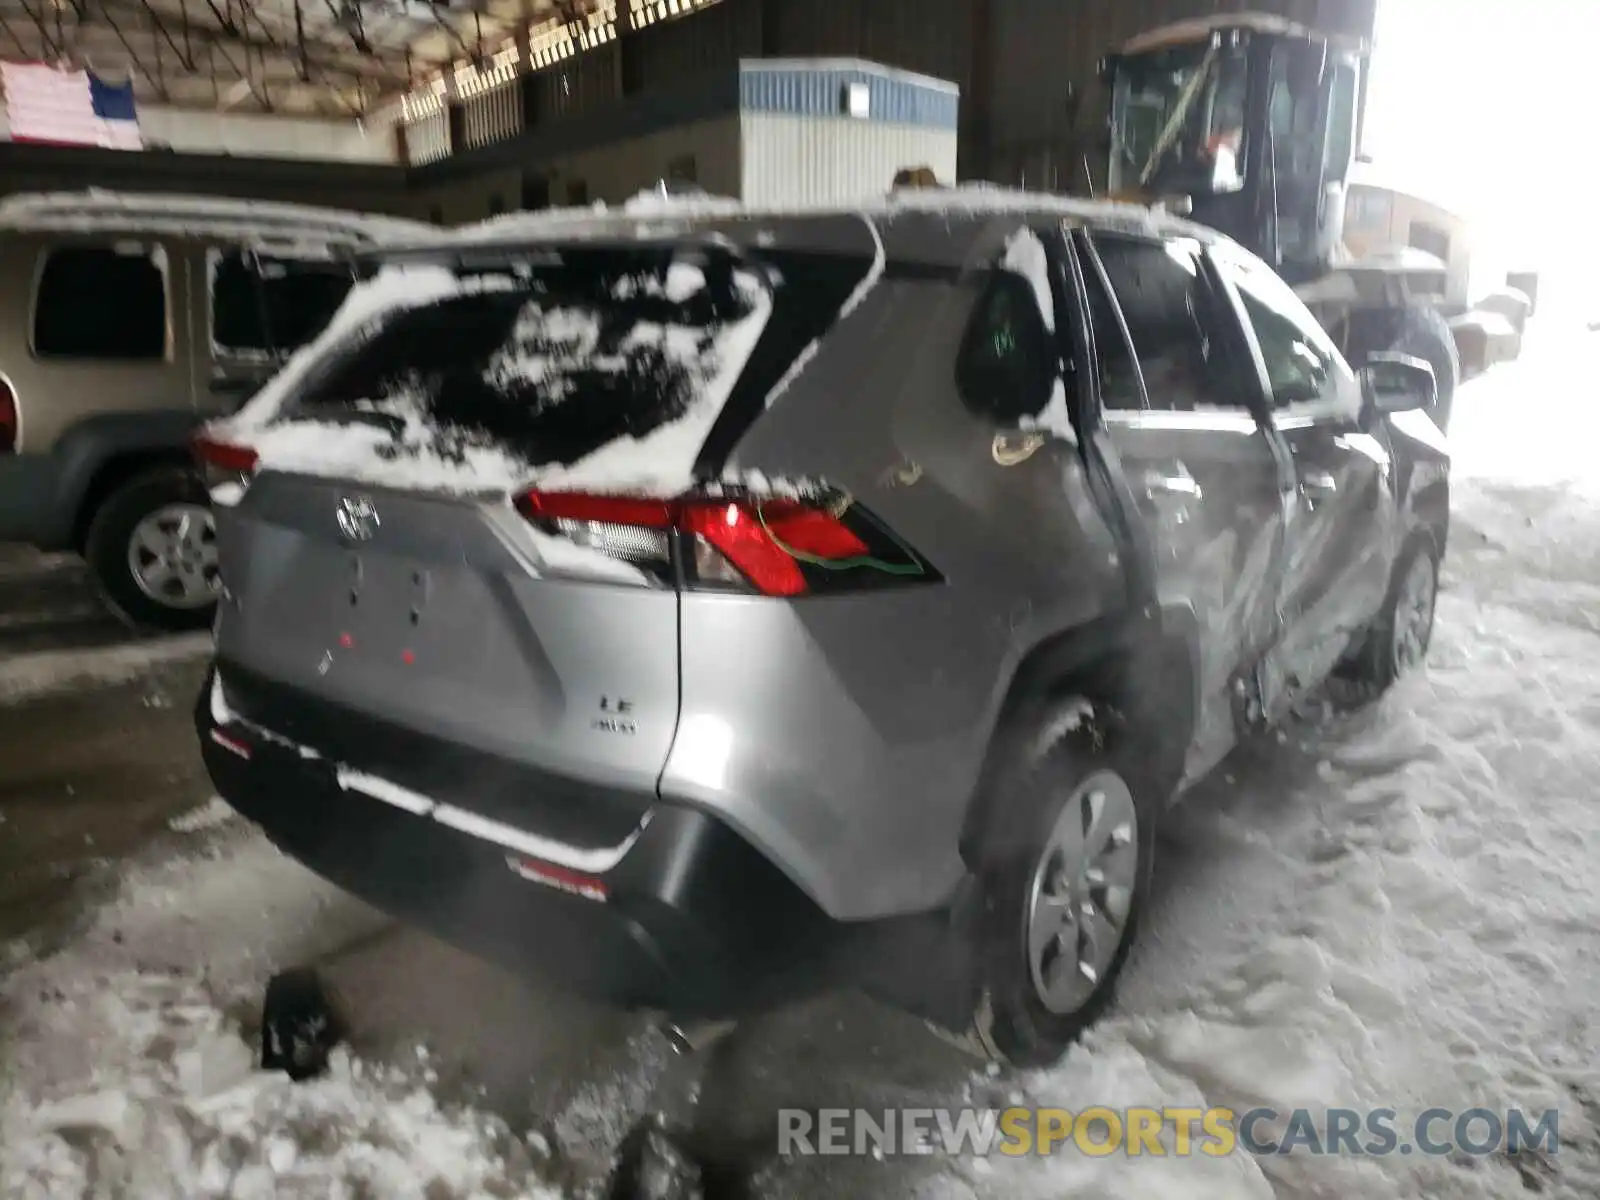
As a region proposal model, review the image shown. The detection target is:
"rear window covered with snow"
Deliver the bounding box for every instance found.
[251,243,874,493]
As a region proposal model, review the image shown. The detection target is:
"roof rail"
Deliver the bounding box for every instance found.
[0,190,430,247]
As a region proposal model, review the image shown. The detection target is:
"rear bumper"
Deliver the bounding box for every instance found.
[195,665,977,1023]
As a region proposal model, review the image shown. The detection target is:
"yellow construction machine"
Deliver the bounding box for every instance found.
[903,13,1541,427]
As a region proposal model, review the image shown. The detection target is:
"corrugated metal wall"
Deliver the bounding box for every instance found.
[740,113,959,207]
[529,42,624,123]
[461,82,522,151]
[627,0,761,92]
[405,110,452,166]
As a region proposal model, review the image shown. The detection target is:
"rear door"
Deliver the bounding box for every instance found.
[1212,242,1398,694]
[1079,229,1295,780]
[17,234,193,452]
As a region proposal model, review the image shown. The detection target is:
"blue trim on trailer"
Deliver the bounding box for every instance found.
[739,63,960,130]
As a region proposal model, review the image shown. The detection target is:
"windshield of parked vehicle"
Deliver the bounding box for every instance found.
[1109,39,1250,196]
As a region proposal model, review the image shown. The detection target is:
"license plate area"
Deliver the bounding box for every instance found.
[328,546,497,684]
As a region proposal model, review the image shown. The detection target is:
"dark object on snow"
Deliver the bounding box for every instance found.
[608,1119,705,1200]
[260,967,347,1081]
[605,1021,756,1200]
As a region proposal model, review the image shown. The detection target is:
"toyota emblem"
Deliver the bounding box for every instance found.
[335,495,380,542]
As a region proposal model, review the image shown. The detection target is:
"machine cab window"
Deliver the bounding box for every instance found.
[1108,35,1250,197]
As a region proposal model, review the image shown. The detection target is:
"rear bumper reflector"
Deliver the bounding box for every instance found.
[209,729,252,760]
[505,855,609,902]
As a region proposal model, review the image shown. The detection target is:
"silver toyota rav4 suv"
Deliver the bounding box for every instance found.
[195,192,1448,1065]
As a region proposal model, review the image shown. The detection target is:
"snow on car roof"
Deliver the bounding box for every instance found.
[0,190,432,248]
[407,183,1219,254]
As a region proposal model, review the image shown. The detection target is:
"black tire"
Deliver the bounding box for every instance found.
[965,702,1158,1067]
[83,467,219,633]
[1347,304,1460,431]
[1344,536,1441,698]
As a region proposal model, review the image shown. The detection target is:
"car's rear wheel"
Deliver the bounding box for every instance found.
[966,703,1157,1066]
[85,468,220,632]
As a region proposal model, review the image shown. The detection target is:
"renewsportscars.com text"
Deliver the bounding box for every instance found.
[777,1106,1561,1159]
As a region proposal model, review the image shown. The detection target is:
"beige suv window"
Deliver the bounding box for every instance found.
[33,243,168,361]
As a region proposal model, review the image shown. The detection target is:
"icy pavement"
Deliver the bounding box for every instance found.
[4,324,1600,1198]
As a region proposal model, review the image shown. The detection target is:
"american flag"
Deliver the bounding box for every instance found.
[1,61,142,150]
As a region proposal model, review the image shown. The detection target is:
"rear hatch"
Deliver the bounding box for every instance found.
[203,233,884,839]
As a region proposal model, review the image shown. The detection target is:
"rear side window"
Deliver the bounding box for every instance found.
[33,244,167,361]
[955,272,1058,424]
[211,249,355,359]
[1092,235,1234,412]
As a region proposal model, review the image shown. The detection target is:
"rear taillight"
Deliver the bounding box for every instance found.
[0,378,16,454]
[192,433,259,495]
[192,433,259,473]
[516,489,934,597]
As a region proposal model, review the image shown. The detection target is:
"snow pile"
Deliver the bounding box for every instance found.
[2,986,559,1199]
[167,797,239,834]
[0,835,562,1200]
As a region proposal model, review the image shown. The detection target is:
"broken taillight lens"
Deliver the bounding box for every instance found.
[191,433,260,474]
[0,378,17,454]
[191,432,260,497]
[515,489,933,597]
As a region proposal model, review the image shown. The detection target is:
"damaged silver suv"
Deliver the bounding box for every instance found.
[194,192,1448,1068]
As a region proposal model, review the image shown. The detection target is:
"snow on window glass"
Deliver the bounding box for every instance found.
[247,252,774,495]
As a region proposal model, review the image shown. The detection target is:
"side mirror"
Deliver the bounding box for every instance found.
[1360,351,1436,417]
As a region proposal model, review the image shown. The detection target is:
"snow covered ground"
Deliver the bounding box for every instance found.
[4,321,1600,1198]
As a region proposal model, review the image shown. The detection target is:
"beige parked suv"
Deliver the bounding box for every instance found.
[0,191,427,630]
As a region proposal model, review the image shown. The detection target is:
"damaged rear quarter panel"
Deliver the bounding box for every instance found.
[660,258,1125,922]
